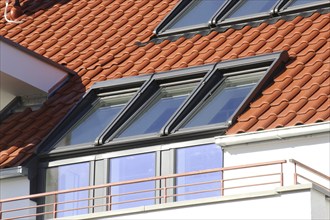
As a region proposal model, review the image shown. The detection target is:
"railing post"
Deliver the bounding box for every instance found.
[0,201,3,220]
[108,186,112,211]
[293,162,297,185]
[53,194,57,219]
[280,162,284,186]
[221,170,224,196]
[163,177,167,204]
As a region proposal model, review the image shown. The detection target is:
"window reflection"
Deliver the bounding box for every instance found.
[46,163,90,217]
[110,153,156,210]
[287,0,327,8]
[183,83,255,128]
[226,0,278,19]
[117,83,197,138]
[176,144,222,201]
[56,94,132,147]
[167,0,226,30]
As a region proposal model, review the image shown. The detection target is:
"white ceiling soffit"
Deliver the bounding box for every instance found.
[0,37,75,110]
[0,37,74,94]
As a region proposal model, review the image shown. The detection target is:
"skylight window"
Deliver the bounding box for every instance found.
[156,0,327,36]
[223,0,278,20]
[164,0,227,32]
[55,94,133,147]
[181,73,261,129]
[279,0,329,13]
[43,52,288,154]
[116,81,199,138]
[38,52,288,219]
[288,0,313,7]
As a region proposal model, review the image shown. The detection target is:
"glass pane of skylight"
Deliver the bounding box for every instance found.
[226,0,278,19]
[110,153,156,210]
[46,163,90,218]
[287,0,327,8]
[176,144,222,201]
[56,94,132,147]
[182,77,257,129]
[167,0,226,30]
[117,83,197,138]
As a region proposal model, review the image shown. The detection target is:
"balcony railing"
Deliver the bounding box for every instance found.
[290,159,330,191]
[0,159,328,220]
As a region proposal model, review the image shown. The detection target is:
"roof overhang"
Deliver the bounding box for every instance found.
[0,166,28,179]
[0,36,75,111]
[215,122,330,147]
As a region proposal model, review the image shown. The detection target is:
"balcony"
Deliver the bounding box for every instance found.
[0,159,329,220]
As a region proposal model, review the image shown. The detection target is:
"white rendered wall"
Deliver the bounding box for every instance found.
[65,185,329,220]
[109,191,312,220]
[311,188,330,219]
[0,177,36,219]
[221,131,329,192]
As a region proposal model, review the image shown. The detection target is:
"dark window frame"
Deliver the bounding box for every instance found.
[37,75,152,155]
[215,0,281,25]
[276,0,330,15]
[40,52,288,157]
[164,51,289,137]
[39,158,95,218]
[39,139,223,214]
[37,51,289,217]
[155,0,231,36]
[155,0,329,37]
[99,65,212,144]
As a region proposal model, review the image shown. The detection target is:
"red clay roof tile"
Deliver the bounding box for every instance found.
[0,0,329,167]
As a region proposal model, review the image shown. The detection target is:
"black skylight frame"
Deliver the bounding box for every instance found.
[37,75,151,154]
[155,0,329,36]
[164,51,289,137]
[155,0,232,36]
[99,51,288,146]
[215,0,281,25]
[98,65,212,145]
[275,0,330,15]
[40,52,288,156]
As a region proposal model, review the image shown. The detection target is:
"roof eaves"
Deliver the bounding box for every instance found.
[0,36,76,76]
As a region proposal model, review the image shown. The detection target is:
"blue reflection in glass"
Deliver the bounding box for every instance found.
[110,153,156,210]
[168,0,226,30]
[226,0,278,19]
[288,0,326,7]
[183,84,255,128]
[176,144,222,201]
[117,95,187,138]
[70,105,124,145]
[57,163,90,218]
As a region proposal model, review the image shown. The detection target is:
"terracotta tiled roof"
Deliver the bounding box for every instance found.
[0,0,329,168]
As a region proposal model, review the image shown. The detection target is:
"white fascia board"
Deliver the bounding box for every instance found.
[0,166,28,179]
[0,38,72,94]
[215,122,330,147]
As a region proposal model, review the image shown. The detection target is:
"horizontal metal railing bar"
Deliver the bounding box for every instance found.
[170,187,221,198]
[0,160,287,204]
[224,181,280,190]
[2,210,54,220]
[1,201,52,214]
[55,206,89,214]
[56,197,90,206]
[290,159,330,180]
[297,174,330,191]
[110,187,161,198]
[0,160,288,219]
[166,180,221,190]
[109,196,158,206]
[1,159,328,220]
[55,196,161,214]
[223,173,281,182]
